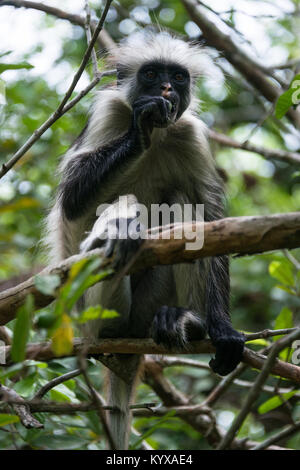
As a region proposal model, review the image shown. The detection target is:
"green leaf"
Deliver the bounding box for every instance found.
[35,309,58,329]
[246,338,269,346]
[273,307,293,341]
[34,274,61,296]
[77,305,102,323]
[275,74,300,119]
[0,77,6,106]
[258,391,297,414]
[51,314,74,356]
[61,258,111,312]
[11,295,33,362]
[49,383,76,402]
[77,305,119,323]
[0,51,12,58]
[275,88,295,119]
[0,414,19,427]
[0,61,34,74]
[14,374,36,397]
[269,260,295,287]
[275,284,296,295]
[101,308,119,319]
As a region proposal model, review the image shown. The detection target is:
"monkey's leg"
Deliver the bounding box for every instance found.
[205,256,245,376]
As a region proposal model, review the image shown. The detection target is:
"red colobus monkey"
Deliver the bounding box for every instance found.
[45,31,244,449]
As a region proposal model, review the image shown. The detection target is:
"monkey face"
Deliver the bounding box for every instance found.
[131,61,191,122]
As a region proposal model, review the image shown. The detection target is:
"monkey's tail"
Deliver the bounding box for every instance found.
[106,354,142,450]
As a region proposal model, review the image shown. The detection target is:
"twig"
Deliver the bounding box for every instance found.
[246,328,299,341]
[77,350,116,450]
[283,249,300,271]
[34,368,81,399]
[208,130,300,166]
[84,0,100,78]
[155,356,211,370]
[201,363,248,407]
[217,328,300,449]
[0,0,113,179]
[154,356,299,396]
[252,421,300,450]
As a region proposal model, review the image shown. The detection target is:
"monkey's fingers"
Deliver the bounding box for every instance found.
[105,237,144,271]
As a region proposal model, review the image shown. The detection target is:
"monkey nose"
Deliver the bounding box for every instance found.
[161,82,172,97]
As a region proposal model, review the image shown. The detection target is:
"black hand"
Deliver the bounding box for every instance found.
[131,96,172,149]
[209,327,245,376]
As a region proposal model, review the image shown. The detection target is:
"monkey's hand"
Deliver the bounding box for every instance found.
[81,215,144,271]
[103,221,144,271]
[131,96,173,149]
[209,327,245,376]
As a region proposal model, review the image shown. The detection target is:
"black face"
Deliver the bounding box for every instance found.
[131,61,190,121]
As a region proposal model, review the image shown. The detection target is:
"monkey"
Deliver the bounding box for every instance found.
[45,31,245,450]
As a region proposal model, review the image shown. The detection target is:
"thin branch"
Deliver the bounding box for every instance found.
[201,363,248,407]
[0,0,113,179]
[217,328,300,449]
[84,0,100,78]
[156,356,211,371]
[0,213,300,325]
[34,369,81,399]
[156,356,299,395]
[283,249,300,270]
[77,350,116,450]
[253,421,300,450]
[246,328,299,341]
[209,130,300,166]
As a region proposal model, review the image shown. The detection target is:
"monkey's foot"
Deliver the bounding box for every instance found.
[150,306,206,349]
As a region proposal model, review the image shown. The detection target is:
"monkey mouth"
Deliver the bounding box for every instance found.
[167,98,178,121]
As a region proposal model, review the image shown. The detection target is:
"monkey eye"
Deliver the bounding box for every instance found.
[144,69,156,80]
[174,72,185,82]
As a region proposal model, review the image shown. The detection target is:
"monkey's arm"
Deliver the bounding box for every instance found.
[59,96,171,221]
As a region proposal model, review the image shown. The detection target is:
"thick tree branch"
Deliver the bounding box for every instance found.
[2,337,300,384]
[0,212,299,325]
[0,384,43,429]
